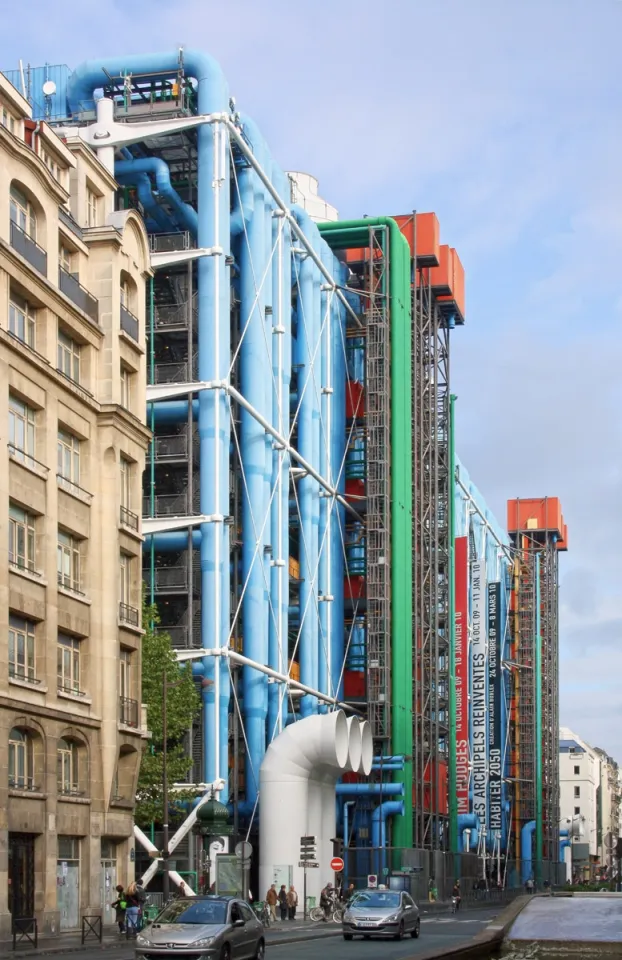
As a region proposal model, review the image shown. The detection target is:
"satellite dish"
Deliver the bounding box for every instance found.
[42,80,56,97]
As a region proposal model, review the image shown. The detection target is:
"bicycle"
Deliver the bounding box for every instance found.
[253,901,272,927]
[309,897,344,923]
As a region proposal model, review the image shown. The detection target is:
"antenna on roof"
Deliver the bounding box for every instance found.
[18,60,26,98]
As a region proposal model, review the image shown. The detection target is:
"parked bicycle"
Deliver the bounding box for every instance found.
[253,901,272,926]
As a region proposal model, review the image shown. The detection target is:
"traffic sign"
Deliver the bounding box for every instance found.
[367,874,378,888]
[300,836,316,844]
[299,860,319,868]
[235,841,253,861]
[330,857,344,873]
[299,853,317,861]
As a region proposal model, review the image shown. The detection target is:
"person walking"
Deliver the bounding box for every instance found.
[287,885,298,920]
[125,881,145,935]
[451,880,461,912]
[278,884,288,921]
[319,882,333,921]
[111,885,127,934]
[266,884,278,922]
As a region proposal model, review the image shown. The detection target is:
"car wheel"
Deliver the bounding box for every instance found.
[220,944,231,960]
[394,921,405,941]
[254,938,265,959]
[411,918,421,939]
[343,933,353,941]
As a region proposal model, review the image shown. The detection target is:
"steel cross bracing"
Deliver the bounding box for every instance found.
[515,547,536,828]
[364,226,392,743]
[412,266,451,850]
[539,540,560,864]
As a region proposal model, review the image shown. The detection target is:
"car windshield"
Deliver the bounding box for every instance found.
[350,891,400,909]
[156,899,227,925]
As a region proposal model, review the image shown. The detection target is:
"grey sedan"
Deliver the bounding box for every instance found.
[135,896,265,960]
[342,889,420,941]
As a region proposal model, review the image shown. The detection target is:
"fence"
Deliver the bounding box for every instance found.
[342,846,566,901]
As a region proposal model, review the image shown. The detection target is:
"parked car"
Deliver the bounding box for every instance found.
[135,895,265,960]
[342,888,420,940]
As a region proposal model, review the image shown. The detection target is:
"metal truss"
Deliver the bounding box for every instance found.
[412,263,450,849]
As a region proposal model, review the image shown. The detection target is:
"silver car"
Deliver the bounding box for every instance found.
[342,888,420,941]
[135,896,265,960]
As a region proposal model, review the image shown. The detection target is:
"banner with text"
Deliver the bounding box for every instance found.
[487,582,502,836]
[455,537,470,815]
[470,560,487,827]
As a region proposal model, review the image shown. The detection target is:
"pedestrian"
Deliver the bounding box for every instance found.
[428,877,437,902]
[278,884,288,920]
[451,880,461,912]
[319,882,333,921]
[125,881,145,935]
[287,885,298,920]
[111,884,127,934]
[344,882,356,903]
[266,884,278,922]
[177,881,191,898]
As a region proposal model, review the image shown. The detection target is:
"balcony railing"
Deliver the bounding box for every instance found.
[10,220,47,276]
[154,298,197,332]
[56,368,95,404]
[59,206,84,240]
[154,565,189,592]
[142,492,188,518]
[119,602,139,627]
[8,443,49,478]
[9,553,41,577]
[119,696,139,728]
[120,304,139,341]
[57,681,87,697]
[57,572,86,597]
[154,361,189,384]
[153,434,189,461]
[156,624,189,649]
[9,665,41,685]
[59,268,99,324]
[120,505,139,532]
[149,231,195,253]
[57,473,93,505]
[9,776,39,791]
[58,782,85,798]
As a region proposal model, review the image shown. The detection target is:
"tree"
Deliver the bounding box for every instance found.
[135,597,201,828]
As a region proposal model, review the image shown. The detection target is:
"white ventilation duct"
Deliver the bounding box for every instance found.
[259,711,372,903]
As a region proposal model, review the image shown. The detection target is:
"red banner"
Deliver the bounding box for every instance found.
[455,536,470,815]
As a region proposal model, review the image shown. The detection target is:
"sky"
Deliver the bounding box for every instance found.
[2,0,621,757]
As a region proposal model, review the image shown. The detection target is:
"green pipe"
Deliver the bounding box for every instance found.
[448,393,458,856]
[319,218,413,849]
[535,553,543,881]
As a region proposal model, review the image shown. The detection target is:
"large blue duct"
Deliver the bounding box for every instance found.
[116,157,198,235]
[336,783,404,797]
[372,800,405,874]
[457,813,479,852]
[521,820,536,884]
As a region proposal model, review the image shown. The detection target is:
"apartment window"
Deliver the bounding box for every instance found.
[57,329,81,383]
[574,806,580,816]
[9,728,35,790]
[119,649,132,699]
[9,394,35,457]
[10,184,36,240]
[9,293,36,347]
[9,503,36,572]
[574,765,580,775]
[57,429,80,483]
[57,633,81,694]
[120,366,131,409]
[59,244,74,274]
[120,553,131,605]
[57,739,80,795]
[574,785,580,798]
[120,278,129,309]
[9,615,36,682]
[86,186,99,227]
[57,530,81,593]
[120,457,131,509]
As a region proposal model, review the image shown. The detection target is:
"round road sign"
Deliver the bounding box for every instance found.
[330,857,344,873]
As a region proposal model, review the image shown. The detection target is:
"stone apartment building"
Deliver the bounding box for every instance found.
[0,73,151,936]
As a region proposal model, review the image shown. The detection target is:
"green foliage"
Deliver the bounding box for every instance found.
[135,598,201,828]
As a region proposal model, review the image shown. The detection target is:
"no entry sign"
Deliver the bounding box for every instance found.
[330,857,344,873]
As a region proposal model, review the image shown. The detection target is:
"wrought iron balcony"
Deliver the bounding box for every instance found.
[59,268,99,324]
[9,776,39,791]
[8,444,49,478]
[58,782,85,797]
[120,505,139,532]
[57,473,93,505]
[119,602,139,627]
[10,220,47,276]
[120,303,139,341]
[119,696,139,728]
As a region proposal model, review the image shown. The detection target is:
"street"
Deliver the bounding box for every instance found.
[15,909,498,960]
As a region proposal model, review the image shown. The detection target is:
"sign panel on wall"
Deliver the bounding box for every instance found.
[470,560,487,826]
[488,581,502,835]
[455,536,470,815]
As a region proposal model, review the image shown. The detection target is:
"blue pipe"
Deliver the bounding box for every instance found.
[238,115,270,801]
[117,168,178,233]
[147,532,202,552]
[331,256,346,700]
[372,800,404,875]
[116,157,198,236]
[458,813,479,852]
[150,400,199,424]
[344,800,355,880]
[371,763,404,772]
[336,783,404,797]
[373,756,405,763]
[521,820,536,884]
